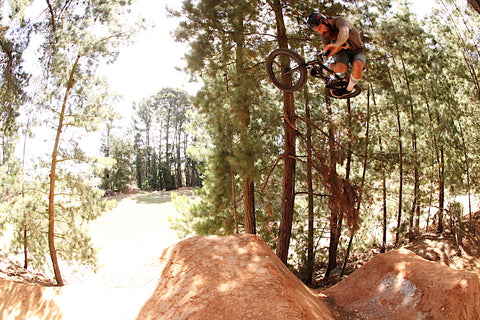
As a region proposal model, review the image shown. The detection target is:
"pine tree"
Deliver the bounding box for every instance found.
[0,11,30,164]
[26,0,137,285]
[168,0,480,279]
[172,0,271,235]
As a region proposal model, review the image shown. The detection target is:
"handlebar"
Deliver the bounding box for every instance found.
[322,42,349,58]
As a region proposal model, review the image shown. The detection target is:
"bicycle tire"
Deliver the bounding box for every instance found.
[324,84,362,99]
[266,48,308,92]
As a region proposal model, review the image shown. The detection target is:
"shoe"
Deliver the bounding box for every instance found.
[331,87,351,98]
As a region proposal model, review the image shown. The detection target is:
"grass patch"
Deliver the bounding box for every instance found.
[135,191,172,204]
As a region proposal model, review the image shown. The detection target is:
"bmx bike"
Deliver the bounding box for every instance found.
[266,48,362,99]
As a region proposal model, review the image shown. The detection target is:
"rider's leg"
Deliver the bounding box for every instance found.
[330,62,348,74]
[347,59,364,91]
[331,51,349,74]
[347,50,366,91]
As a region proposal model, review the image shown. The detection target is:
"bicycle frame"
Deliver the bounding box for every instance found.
[280,55,344,84]
[305,57,344,82]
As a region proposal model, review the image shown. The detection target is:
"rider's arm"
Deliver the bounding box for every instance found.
[324,26,349,57]
[321,18,351,56]
[335,26,350,46]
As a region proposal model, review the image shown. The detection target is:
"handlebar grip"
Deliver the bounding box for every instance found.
[323,43,348,57]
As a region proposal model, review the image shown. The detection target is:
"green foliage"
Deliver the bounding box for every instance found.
[170,188,237,237]
[101,135,134,193]
[0,12,30,163]
[0,0,140,281]
[133,88,197,191]
[170,0,480,279]
[0,159,114,271]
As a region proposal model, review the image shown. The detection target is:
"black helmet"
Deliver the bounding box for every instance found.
[306,12,328,30]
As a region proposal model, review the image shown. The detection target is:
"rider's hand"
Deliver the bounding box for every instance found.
[323,42,350,57]
[324,43,348,57]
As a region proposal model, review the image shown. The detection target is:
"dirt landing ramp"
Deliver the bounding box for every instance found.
[136,234,334,320]
[324,248,480,320]
[0,279,62,320]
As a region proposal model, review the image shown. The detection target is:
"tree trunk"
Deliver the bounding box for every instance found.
[374,108,388,253]
[304,88,314,285]
[165,114,171,178]
[145,122,151,180]
[175,126,182,188]
[23,216,28,269]
[232,12,256,234]
[269,0,296,264]
[381,170,388,251]
[400,55,420,240]
[342,86,372,277]
[243,178,256,234]
[437,146,445,233]
[48,55,80,286]
[458,121,473,227]
[22,121,29,269]
[277,88,296,263]
[386,62,404,247]
[394,106,404,247]
[325,98,342,279]
[468,0,480,15]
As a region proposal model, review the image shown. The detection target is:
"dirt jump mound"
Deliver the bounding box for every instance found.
[136,234,334,320]
[2,234,480,319]
[325,248,480,320]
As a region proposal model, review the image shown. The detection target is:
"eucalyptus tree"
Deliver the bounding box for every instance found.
[360,3,440,243]
[410,2,480,233]
[133,97,155,187]
[153,88,191,189]
[376,5,432,242]
[31,0,137,286]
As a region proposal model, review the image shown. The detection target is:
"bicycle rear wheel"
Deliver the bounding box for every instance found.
[266,48,307,92]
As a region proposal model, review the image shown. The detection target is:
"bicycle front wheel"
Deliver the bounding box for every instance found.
[266,48,307,92]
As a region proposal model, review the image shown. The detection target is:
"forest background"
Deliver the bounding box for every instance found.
[1,0,480,287]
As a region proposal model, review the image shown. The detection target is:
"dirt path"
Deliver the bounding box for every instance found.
[59,190,188,320]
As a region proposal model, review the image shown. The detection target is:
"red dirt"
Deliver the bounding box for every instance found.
[324,248,480,320]
[1,234,480,319]
[136,234,334,320]
[0,279,62,320]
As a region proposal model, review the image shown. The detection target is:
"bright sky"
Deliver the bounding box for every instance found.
[409,0,436,17]
[99,0,202,122]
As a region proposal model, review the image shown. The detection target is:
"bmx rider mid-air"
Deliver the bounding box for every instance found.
[307,12,365,98]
